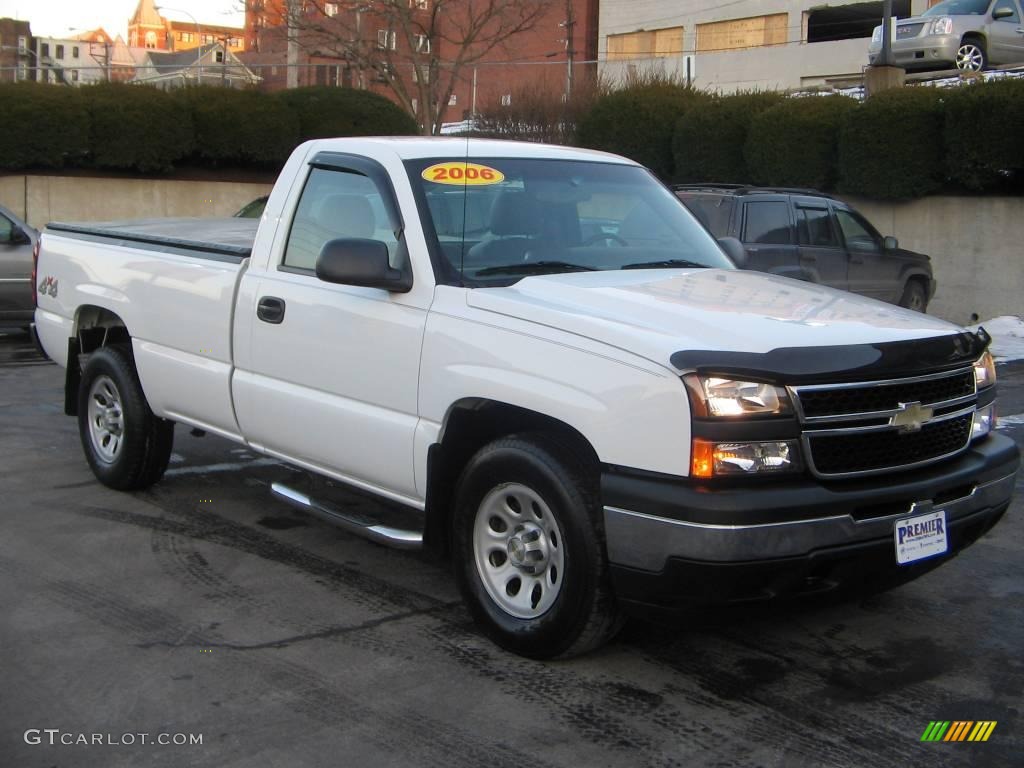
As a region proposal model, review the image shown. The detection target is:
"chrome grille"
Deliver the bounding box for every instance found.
[792,367,977,478]
[896,23,925,39]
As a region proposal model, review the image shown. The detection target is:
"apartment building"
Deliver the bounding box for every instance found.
[242,1,599,125]
[0,17,33,82]
[599,0,932,91]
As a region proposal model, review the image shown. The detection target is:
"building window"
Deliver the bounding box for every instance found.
[805,1,911,43]
[413,64,429,83]
[72,69,80,82]
[448,93,457,106]
[696,14,788,53]
[56,44,65,59]
[215,51,225,63]
[500,93,512,106]
[17,35,28,53]
[606,26,684,61]
[40,43,50,58]
[73,46,80,58]
[411,0,429,8]
[414,34,431,53]
[377,29,397,50]
[325,2,339,16]
[145,31,157,48]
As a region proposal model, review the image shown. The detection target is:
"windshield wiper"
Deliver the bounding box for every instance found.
[621,259,709,270]
[475,261,598,277]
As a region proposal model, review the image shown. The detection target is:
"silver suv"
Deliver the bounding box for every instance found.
[868,0,1024,71]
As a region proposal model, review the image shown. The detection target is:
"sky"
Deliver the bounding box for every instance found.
[0,0,244,40]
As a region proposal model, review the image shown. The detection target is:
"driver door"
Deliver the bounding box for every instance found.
[0,211,34,320]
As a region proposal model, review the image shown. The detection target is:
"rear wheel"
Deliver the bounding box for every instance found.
[78,345,174,490]
[898,280,928,313]
[452,434,621,658]
[955,39,987,71]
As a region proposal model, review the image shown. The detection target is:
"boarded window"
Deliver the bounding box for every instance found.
[696,14,788,53]
[607,26,684,61]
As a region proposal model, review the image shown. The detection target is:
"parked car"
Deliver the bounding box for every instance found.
[868,0,1024,71]
[0,204,38,330]
[675,185,935,312]
[33,139,1017,658]
[234,196,268,218]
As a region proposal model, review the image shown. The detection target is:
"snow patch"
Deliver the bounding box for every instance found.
[969,316,1024,363]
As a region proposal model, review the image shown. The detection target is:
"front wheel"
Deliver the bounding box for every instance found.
[955,39,987,71]
[78,345,174,490]
[898,280,928,313]
[452,434,621,659]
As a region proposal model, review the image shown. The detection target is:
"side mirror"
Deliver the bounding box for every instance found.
[993,6,1015,19]
[718,236,748,268]
[883,235,899,250]
[316,238,412,292]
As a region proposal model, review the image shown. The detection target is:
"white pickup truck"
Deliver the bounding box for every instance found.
[33,138,1019,658]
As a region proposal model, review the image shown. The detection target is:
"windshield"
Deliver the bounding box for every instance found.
[923,0,991,16]
[406,157,734,286]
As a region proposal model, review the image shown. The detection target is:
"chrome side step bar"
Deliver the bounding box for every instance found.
[270,482,423,550]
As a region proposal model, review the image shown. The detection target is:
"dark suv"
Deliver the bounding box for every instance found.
[675,185,935,312]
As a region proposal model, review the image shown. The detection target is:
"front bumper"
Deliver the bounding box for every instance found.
[868,34,960,68]
[602,433,1019,608]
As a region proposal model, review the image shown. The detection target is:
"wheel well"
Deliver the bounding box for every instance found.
[961,32,985,45]
[423,399,599,557]
[65,306,131,415]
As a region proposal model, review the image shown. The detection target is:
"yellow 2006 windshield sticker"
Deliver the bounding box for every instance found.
[422,162,505,186]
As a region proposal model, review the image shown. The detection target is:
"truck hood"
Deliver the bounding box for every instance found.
[467,269,967,374]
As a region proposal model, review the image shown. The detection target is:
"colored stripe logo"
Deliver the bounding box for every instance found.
[920,721,997,742]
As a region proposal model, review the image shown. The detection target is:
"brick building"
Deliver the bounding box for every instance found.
[127,0,245,54]
[0,17,33,83]
[240,1,599,126]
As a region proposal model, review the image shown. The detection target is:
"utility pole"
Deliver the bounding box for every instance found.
[559,1,576,99]
[880,0,893,67]
[287,0,299,89]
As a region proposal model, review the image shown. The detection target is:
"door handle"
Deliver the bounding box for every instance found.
[849,255,865,264]
[257,296,286,324]
[800,253,818,262]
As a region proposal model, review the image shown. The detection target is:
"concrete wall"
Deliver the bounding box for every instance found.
[846,195,1024,326]
[598,0,931,92]
[0,175,274,230]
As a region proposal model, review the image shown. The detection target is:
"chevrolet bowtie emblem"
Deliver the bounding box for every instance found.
[889,401,934,433]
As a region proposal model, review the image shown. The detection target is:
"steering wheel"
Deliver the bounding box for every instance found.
[580,232,629,247]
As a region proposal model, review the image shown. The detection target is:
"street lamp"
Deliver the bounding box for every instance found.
[154,5,203,84]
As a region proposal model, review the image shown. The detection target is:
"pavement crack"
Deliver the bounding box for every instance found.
[136,600,463,651]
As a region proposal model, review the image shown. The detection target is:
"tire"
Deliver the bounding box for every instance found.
[452,433,621,659]
[898,280,928,313]
[955,38,987,71]
[77,344,175,490]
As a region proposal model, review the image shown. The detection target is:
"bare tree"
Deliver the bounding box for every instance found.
[243,1,555,135]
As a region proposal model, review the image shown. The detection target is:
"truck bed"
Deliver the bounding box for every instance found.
[46,218,258,261]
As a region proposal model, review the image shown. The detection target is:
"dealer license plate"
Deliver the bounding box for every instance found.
[894,509,948,565]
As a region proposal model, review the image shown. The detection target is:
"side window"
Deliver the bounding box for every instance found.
[796,207,839,247]
[742,201,792,245]
[283,167,399,271]
[835,209,880,252]
[0,214,13,241]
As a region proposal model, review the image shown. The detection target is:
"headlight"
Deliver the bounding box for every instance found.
[930,17,953,35]
[972,403,995,440]
[872,25,882,42]
[691,439,802,478]
[974,351,996,389]
[684,375,793,417]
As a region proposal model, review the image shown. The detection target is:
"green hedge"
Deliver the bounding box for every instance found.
[0,83,419,174]
[745,95,857,190]
[944,79,1024,191]
[672,91,784,184]
[0,82,89,169]
[576,83,708,179]
[87,83,193,172]
[838,87,945,199]
[275,86,418,138]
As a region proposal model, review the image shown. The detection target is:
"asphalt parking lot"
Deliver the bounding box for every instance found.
[1,329,1021,768]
